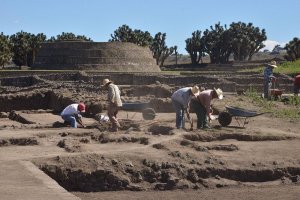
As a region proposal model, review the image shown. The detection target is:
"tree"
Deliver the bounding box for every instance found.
[150,32,176,67]
[185,30,205,64]
[201,22,232,64]
[109,24,152,46]
[132,29,153,46]
[174,45,178,65]
[229,22,266,61]
[10,31,31,68]
[0,32,13,68]
[284,37,300,61]
[47,36,56,42]
[28,33,46,66]
[76,35,93,41]
[56,32,92,41]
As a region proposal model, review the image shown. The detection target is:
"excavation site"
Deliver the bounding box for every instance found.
[0,42,299,200]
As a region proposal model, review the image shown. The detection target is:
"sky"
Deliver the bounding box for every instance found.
[1,0,300,54]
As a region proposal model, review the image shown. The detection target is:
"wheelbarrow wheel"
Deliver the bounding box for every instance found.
[142,108,156,120]
[218,112,232,127]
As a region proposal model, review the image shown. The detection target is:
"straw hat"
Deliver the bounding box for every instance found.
[214,88,223,99]
[267,60,277,68]
[191,86,200,96]
[102,79,112,86]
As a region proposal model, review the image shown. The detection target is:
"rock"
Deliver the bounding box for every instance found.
[290,175,300,183]
[0,112,8,118]
[111,159,118,165]
[125,161,134,167]
[273,161,279,165]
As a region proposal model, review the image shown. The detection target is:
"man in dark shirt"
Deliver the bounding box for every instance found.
[294,74,300,96]
[263,61,277,99]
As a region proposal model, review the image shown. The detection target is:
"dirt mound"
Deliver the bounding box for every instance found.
[183,132,295,142]
[0,137,38,146]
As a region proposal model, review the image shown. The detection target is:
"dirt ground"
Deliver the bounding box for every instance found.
[0,89,299,199]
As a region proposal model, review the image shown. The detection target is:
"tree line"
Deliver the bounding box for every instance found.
[1,22,299,69]
[0,31,92,69]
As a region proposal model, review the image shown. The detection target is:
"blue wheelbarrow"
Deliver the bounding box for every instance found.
[218,106,265,127]
[122,102,156,120]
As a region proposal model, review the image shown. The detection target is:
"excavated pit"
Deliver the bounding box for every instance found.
[0,71,299,199]
[35,154,300,192]
[183,132,295,142]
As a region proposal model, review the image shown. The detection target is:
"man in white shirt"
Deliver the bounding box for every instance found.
[60,103,86,128]
[171,86,199,129]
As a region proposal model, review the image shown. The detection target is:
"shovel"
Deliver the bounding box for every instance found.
[125,120,159,134]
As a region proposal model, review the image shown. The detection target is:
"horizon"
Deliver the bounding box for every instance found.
[1,0,300,54]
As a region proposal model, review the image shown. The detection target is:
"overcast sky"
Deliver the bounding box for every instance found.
[1,0,299,53]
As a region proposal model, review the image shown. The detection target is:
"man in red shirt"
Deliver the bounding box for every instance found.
[294,75,300,96]
[192,88,223,129]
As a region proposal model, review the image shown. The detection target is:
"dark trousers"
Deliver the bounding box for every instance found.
[191,100,208,128]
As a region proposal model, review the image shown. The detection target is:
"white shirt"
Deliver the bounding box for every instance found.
[60,104,79,116]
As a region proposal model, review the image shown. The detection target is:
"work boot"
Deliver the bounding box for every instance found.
[202,125,211,129]
[110,125,119,132]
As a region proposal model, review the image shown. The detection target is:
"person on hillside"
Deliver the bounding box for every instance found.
[294,74,300,96]
[102,79,123,132]
[263,60,277,99]
[191,88,223,129]
[60,103,86,128]
[171,86,200,129]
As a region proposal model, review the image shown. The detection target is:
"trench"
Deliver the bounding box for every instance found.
[183,132,295,142]
[36,155,300,192]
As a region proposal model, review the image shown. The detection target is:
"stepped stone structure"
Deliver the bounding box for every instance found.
[33,41,160,72]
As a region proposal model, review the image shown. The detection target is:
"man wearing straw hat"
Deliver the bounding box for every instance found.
[171,86,200,129]
[294,74,300,96]
[192,88,223,129]
[263,60,278,99]
[102,79,123,132]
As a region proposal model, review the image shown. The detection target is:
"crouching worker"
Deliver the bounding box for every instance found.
[60,103,86,128]
[192,88,223,129]
[171,86,200,129]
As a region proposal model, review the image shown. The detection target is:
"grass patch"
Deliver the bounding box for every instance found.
[245,87,300,119]
[239,59,300,76]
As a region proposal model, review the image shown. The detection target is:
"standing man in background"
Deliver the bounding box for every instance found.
[263,61,277,99]
[102,79,123,132]
[294,74,300,96]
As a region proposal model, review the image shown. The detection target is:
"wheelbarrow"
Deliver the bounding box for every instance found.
[218,106,265,127]
[122,102,156,120]
[269,76,283,99]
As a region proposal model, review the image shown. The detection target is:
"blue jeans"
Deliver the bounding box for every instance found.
[61,114,77,128]
[264,79,271,99]
[172,99,185,129]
